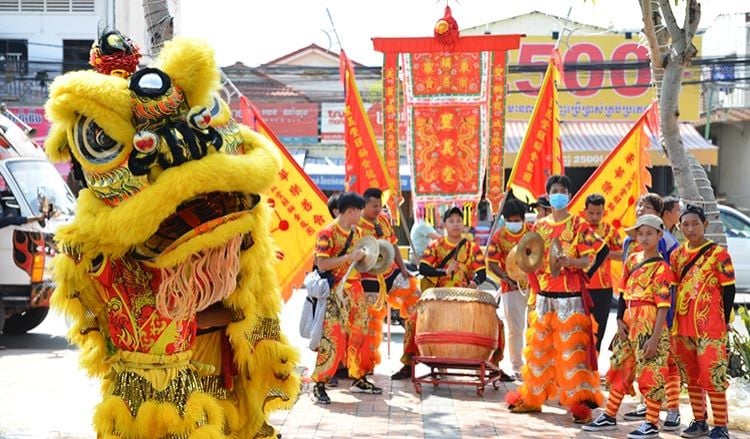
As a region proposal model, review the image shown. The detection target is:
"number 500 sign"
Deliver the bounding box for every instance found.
[505,36,701,121]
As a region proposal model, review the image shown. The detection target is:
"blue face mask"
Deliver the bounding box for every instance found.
[549,193,570,210]
[505,221,523,233]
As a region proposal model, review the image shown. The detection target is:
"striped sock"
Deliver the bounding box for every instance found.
[645,397,661,425]
[687,386,706,421]
[606,387,625,418]
[707,391,727,427]
[665,374,681,410]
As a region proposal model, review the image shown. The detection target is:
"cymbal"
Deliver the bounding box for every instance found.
[368,239,395,275]
[549,237,563,277]
[354,236,379,273]
[516,232,544,274]
[505,245,528,287]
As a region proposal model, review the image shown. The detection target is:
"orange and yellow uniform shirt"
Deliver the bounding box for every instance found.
[669,241,735,338]
[421,237,485,288]
[486,223,528,293]
[618,252,673,339]
[586,221,623,290]
[315,221,363,287]
[532,214,603,293]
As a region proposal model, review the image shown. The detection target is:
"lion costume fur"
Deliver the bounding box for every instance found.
[44,36,299,438]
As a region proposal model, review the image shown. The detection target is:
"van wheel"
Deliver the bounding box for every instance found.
[3,308,49,334]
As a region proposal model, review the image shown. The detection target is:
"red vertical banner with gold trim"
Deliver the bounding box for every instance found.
[487,52,507,212]
[383,52,400,223]
[240,97,331,302]
[341,50,392,198]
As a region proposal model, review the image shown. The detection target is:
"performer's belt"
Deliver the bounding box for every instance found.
[626,299,655,308]
[537,291,582,299]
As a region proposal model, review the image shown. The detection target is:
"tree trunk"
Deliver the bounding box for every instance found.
[143,0,173,55]
[641,0,726,245]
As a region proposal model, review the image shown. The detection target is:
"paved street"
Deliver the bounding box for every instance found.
[1,293,749,439]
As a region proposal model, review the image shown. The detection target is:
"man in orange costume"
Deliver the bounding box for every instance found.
[419,206,486,289]
[311,192,383,404]
[358,188,419,380]
[671,205,735,439]
[582,193,623,354]
[507,175,607,423]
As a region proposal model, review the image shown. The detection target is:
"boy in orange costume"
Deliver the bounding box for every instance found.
[311,192,383,404]
[583,214,673,439]
[671,205,735,439]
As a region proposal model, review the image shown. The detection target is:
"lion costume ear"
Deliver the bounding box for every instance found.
[154,36,219,109]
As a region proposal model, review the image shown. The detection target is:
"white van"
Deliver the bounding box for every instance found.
[0,106,74,334]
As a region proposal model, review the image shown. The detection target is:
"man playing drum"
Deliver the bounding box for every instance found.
[506,175,608,424]
[486,198,529,379]
[419,207,487,289]
[358,188,420,381]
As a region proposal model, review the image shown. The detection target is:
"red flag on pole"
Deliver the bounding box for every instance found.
[506,49,564,203]
[340,49,392,197]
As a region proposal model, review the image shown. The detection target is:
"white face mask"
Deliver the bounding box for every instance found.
[505,221,523,233]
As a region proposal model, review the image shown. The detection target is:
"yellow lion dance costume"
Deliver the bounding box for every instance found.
[44,35,299,438]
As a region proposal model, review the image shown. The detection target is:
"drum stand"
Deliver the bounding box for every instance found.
[410,355,502,397]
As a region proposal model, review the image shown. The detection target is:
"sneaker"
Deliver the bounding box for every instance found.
[582,413,618,431]
[312,382,331,404]
[624,403,648,420]
[326,377,338,388]
[350,377,383,394]
[663,410,681,431]
[681,419,709,438]
[390,365,412,380]
[627,421,660,439]
[498,370,515,382]
[708,426,729,439]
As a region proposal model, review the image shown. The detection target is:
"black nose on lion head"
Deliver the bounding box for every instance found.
[128,67,223,177]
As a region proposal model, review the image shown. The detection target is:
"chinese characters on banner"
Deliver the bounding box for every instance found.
[383,53,400,223]
[506,50,564,204]
[410,105,482,197]
[240,97,331,301]
[340,50,393,200]
[487,54,507,212]
[569,102,657,232]
[373,33,520,221]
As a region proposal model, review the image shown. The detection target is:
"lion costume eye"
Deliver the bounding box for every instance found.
[73,115,125,165]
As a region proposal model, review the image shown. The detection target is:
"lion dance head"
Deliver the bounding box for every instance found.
[45,36,299,438]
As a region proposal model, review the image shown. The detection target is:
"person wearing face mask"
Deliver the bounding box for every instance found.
[486,197,529,380]
[507,175,609,424]
[582,194,623,356]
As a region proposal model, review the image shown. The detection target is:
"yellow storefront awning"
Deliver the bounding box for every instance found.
[504,121,717,168]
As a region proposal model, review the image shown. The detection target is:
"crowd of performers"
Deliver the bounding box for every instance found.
[308,174,736,439]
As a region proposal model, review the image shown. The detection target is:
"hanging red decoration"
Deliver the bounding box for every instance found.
[434,6,459,46]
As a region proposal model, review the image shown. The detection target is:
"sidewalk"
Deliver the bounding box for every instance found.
[275,291,750,439]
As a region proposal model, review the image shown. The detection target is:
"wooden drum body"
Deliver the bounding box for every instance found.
[415,288,499,361]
